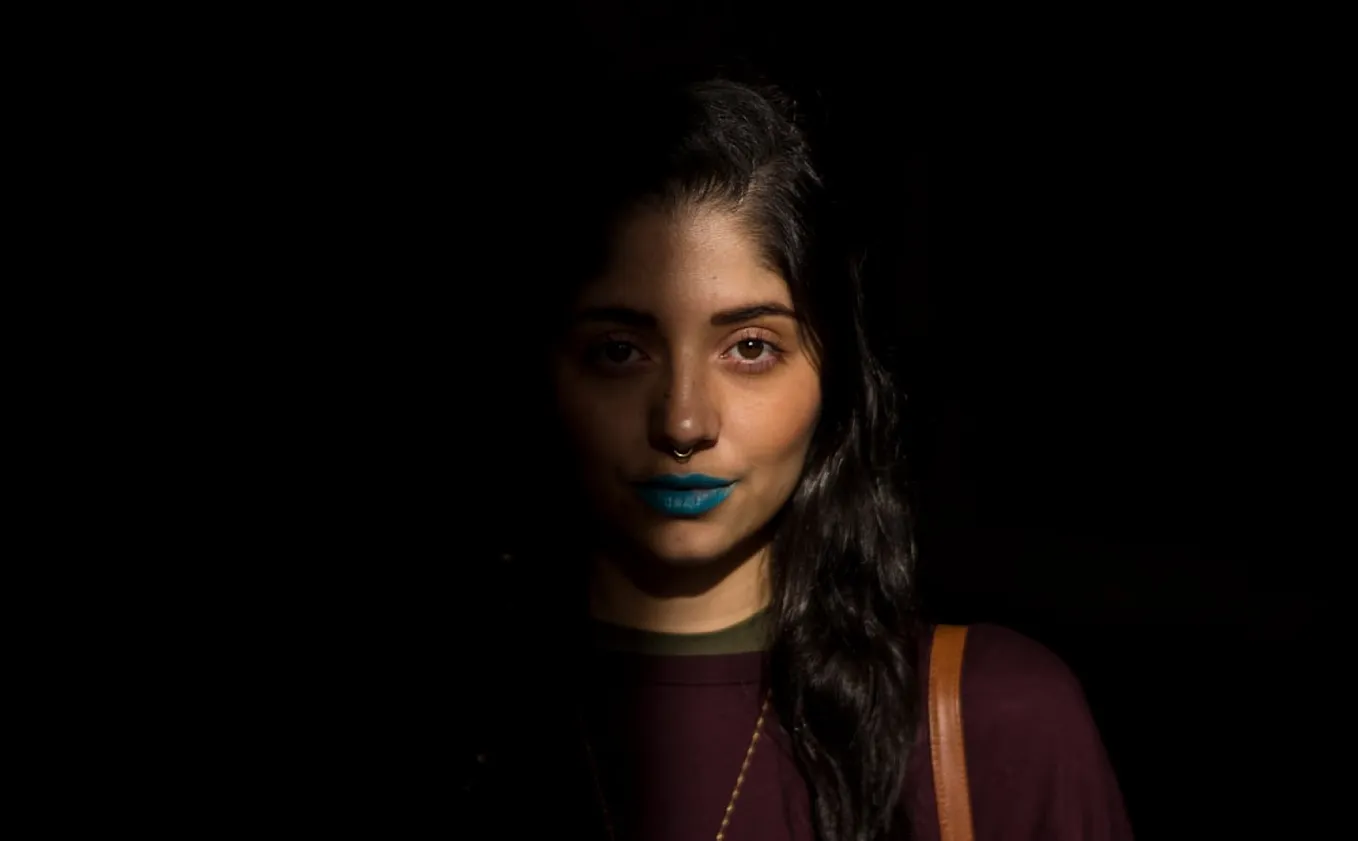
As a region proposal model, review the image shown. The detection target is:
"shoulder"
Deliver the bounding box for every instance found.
[940,622,1098,759]
[929,624,1133,840]
[951,623,1089,724]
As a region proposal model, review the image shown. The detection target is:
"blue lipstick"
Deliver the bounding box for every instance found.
[633,474,736,517]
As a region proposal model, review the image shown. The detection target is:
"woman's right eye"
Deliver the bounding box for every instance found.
[601,341,636,364]
[587,340,645,369]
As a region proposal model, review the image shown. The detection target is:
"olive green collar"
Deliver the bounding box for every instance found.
[591,607,772,655]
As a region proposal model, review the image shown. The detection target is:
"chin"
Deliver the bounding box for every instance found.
[630,519,752,567]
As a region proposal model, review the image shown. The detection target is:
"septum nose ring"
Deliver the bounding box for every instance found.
[672,447,694,463]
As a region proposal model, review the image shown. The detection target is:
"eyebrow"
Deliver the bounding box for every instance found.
[572,302,797,328]
[710,302,798,326]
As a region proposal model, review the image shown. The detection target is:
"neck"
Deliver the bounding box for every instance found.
[587,542,771,634]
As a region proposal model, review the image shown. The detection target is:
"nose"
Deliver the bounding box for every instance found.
[648,354,719,460]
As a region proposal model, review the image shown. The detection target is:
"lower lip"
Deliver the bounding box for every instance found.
[634,485,734,516]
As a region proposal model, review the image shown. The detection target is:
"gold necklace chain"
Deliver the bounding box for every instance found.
[582,688,772,841]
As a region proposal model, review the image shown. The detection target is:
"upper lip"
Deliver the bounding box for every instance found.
[635,474,735,490]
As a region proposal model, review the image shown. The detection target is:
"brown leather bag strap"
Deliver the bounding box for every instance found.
[929,624,975,841]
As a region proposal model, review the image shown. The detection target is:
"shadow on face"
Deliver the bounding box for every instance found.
[553,203,822,583]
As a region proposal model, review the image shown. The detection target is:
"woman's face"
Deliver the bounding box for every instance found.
[553,204,822,567]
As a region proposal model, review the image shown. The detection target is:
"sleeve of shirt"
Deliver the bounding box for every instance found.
[960,624,1134,841]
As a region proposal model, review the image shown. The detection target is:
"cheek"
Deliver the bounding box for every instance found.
[554,375,644,465]
[726,377,821,471]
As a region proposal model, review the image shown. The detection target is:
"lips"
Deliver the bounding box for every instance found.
[637,474,734,490]
[632,474,736,516]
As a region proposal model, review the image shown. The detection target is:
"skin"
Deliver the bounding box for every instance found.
[553,203,822,633]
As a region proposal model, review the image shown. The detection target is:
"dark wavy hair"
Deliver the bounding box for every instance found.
[470,70,921,841]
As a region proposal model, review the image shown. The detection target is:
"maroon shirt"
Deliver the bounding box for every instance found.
[580,623,1132,840]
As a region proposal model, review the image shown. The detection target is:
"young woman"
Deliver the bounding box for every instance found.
[462,70,1132,841]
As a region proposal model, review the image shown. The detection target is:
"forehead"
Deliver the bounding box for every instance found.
[575,205,790,312]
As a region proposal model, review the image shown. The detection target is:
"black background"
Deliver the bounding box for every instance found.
[200,2,1337,837]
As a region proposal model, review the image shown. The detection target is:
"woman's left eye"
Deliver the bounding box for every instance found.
[732,339,772,360]
[724,338,783,371]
